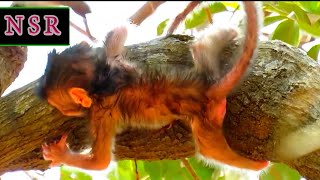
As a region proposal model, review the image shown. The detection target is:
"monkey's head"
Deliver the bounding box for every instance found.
[37,42,96,117]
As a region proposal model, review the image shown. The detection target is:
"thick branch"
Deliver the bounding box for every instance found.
[0,37,320,179]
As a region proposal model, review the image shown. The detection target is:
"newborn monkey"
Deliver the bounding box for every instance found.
[38,1,268,171]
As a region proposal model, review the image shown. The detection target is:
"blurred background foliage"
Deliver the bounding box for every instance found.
[61,1,320,179]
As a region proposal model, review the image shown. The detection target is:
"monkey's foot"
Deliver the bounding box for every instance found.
[212,25,238,42]
[199,151,269,171]
[42,134,70,167]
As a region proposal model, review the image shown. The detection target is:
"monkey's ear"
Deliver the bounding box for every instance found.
[68,87,92,108]
[104,26,128,59]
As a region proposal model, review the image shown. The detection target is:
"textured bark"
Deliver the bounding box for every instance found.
[0,47,28,96]
[0,36,319,179]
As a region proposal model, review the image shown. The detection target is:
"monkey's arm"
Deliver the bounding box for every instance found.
[43,113,115,170]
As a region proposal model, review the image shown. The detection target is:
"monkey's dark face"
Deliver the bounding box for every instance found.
[37,42,97,117]
[47,89,88,117]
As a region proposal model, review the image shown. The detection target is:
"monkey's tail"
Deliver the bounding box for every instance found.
[206,1,261,99]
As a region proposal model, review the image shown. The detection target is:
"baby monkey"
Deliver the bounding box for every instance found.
[38,1,268,171]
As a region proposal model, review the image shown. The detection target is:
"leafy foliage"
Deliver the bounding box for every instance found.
[308,44,320,60]
[271,19,300,46]
[184,2,227,29]
[60,160,302,180]
[260,163,301,180]
[157,18,170,36]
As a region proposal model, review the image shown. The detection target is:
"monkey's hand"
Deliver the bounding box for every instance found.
[42,134,70,167]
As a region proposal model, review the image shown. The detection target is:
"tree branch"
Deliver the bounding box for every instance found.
[70,21,97,42]
[129,1,166,26]
[0,37,320,179]
[167,1,201,35]
[0,47,28,96]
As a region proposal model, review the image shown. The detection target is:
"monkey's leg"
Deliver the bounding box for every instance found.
[191,116,269,171]
[206,99,227,128]
[42,116,115,170]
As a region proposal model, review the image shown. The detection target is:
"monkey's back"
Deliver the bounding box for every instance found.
[96,70,211,129]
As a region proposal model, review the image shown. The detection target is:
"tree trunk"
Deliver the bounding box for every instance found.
[0,36,319,179]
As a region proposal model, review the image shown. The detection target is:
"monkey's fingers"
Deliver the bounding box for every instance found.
[42,144,50,155]
[58,134,68,146]
[43,144,55,161]
[43,153,61,168]
[42,151,52,160]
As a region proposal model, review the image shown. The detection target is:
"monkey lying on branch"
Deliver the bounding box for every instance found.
[37,1,269,171]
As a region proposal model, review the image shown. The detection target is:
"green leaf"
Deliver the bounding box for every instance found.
[278,2,311,24]
[157,18,169,36]
[163,160,192,180]
[271,19,300,46]
[220,2,239,9]
[263,3,289,16]
[136,160,151,179]
[264,15,288,26]
[260,163,301,180]
[307,44,320,61]
[60,166,92,180]
[144,161,163,180]
[117,160,136,180]
[107,160,136,180]
[185,2,227,29]
[297,21,320,37]
[187,157,215,180]
[298,1,320,15]
[143,160,193,180]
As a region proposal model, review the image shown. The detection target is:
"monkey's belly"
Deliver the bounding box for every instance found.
[118,86,207,129]
[125,109,187,129]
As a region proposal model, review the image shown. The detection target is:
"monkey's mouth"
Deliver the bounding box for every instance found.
[62,110,86,117]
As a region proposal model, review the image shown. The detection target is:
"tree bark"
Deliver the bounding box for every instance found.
[0,36,319,179]
[0,47,28,96]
